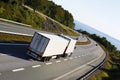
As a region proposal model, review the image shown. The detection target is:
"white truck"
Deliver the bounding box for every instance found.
[58,34,77,57]
[27,32,69,61]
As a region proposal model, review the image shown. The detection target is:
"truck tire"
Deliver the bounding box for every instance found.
[41,57,51,62]
[46,57,50,61]
[56,55,60,59]
[48,57,51,61]
[41,57,46,62]
[62,54,68,58]
[44,57,49,62]
[69,53,72,57]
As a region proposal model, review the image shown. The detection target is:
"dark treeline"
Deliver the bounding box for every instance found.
[24,0,75,29]
[77,29,120,54]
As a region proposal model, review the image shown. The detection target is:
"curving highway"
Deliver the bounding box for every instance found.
[0,21,106,80]
[0,40,105,80]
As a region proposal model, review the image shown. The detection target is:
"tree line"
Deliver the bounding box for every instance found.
[25,0,75,29]
[77,29,120,54]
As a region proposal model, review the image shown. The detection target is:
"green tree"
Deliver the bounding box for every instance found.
[25,0,40,12]
[25,0,75,29]
[0,7,5,14]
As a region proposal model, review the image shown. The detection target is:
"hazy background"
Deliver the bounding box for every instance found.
[52,0,120,42]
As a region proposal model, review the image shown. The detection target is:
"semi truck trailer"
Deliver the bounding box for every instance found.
[58,34,77,57]
[27,32,69,61]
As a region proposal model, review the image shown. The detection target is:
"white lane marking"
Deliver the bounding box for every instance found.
[53,50,104,80]
[12,68,25,72]
[46,62,52,65]
[32,65,41,68]
[74,56,77,59]
[69,57,73,60]
[64,59,68,61]
[78,56,81,57]
[54,64,86,80]
[56,60,61,63]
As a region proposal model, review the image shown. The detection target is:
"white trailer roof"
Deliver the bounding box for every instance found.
[36,32,67,41]
[58,34,76,41]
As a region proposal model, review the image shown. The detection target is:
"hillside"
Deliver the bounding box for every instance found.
[0,0,78,36]
[25,0,75,29]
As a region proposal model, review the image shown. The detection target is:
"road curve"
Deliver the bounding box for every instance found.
[0,39,105,80]
[0,21,106,80]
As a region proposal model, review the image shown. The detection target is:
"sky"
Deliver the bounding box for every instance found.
[52,0,120,41]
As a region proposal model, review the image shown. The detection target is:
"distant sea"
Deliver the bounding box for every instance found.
[74,20,120,50]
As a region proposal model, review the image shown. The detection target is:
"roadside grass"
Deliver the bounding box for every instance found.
[76,40,91,45]
[89,71,109,80]
[88,45,120,80]
[40,18,79,36]
[0,33,32,42]
[0,32,89,46]
[89,62,120,80]
[60,24,79,36]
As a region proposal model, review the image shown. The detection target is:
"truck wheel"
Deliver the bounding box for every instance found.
[48,57,51,61]
[69,53,72,57]
[45,57,48,62]
[46,57,49,61]
[56,55,60,59]
[41,57,46,62]
[44,57,51,62]
[64,54,68,57]
[62,54,68,58]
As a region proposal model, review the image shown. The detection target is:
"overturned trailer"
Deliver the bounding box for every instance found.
[27,32,69,61]
[58,34,77,57]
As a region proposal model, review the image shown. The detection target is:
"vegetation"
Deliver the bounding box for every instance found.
[25,0,75,29]
[0,33,31,42]
[77,29,120,80]
[76,39,91,45]
[0,0,45,29]
[0,0,78,36]
[0,32,91,45]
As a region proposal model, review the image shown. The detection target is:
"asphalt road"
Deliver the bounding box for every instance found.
[0,21,89,42]
[0,39,105,80]
[0,21,53,35]
[0,21,35,35]
[0,21,106,80]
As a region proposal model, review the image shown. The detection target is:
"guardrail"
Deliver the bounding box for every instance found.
[0,18,32,27]
[78,50,107,80]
